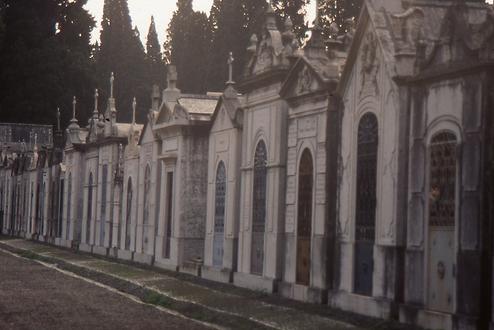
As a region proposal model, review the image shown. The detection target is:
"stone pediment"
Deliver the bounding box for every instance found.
[418,3,494,72]
[280,57,329,100]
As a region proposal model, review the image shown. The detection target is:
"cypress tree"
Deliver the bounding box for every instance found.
[272,0,309,41]
[97,0,149,123]
[319,0,363,38]
[164,0,211,94]
[206,0,246,91]
[146,16,164,88]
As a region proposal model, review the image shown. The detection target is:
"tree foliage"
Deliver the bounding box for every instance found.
[272,0,309,41]
[164,0,211,94]
[0,0,95,127]
[96,0,149,123]
[146,16,164,89]
[319,0,363,38]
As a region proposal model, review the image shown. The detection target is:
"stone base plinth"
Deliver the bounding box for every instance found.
[134,252,153,265]
[93,246,108,257]
[79,243,93,253]
[328,291,393,319]
[233,272,278,293]
[279,282,327,304]
[201,266,233,283]
[117,249,133,261]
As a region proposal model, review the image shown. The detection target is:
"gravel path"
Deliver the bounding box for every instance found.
[0,250,210,330]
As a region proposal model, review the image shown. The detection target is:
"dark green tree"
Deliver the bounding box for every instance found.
[206,0,246,91]
[96,0,149,123]
[146,16,165,88]
[319,0,363,38]
[0,0,95,127]
[272,0,309,41]
[164,0,211,94]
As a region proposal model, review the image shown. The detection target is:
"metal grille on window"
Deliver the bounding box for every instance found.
[355,113,378,242]
[214,162,226,234]
[213,162,226,267]
[251,140,267,275]
[429,132,457,227]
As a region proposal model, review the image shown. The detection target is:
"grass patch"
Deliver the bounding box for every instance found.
[19,250,56,264]
[143,291,172,308]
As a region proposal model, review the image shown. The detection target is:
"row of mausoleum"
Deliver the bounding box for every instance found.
[2,1,494,329]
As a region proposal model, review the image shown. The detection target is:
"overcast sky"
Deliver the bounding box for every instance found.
[85,0,216,44]
[85,1,493,46]
[85,0,317,45]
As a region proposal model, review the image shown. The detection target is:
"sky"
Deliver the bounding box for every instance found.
[85,0,216,44]
[85,0,317,45]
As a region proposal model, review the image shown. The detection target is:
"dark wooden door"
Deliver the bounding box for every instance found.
[296,150,313,286]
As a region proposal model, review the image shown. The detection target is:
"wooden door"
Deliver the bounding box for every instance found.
[296,150,313,285]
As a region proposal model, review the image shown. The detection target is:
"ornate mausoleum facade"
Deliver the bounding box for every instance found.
[1,1,494,329]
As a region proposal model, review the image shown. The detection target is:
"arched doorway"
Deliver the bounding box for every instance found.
[251,140,267,275]
[213,161,226,268]
[296,149,313,285]
[427,131,457,313]
[354,113,378,296]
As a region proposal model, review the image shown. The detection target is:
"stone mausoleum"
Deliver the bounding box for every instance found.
[1,1,494,329]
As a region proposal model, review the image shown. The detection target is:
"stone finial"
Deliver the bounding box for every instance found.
[329,22,340,38]
[132,97,137,125]
[34,133,38,147]
[56,107,61,131]
[227,52,235,85]
[248,34,258,52]
[265,0,277,30]
[110,72,115,99]
[72,96,77,121]
[93,88,99,118]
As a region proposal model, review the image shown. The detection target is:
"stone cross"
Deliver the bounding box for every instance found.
[34,133,37,146]
[110,72,114,98]
[132,97,137,125]
[56,107,61,131]
[72,96,77,120]
[227,52,234,84]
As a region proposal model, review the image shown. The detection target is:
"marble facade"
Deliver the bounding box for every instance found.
[1,1,494,329]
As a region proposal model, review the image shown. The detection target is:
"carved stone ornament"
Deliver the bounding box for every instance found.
[297,66,313,94]
[360,32,380,97]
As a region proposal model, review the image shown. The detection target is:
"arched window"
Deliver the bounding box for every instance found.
[86,173,93,244]
[66,173,72,240]
[251,140,267,275]
[354,113,378,296]
[427,131,458,312]
[142,165,151,252]
[125,177,133,250]
[296,149,313,285]
[213,161,226,267]
[429,131,457,227]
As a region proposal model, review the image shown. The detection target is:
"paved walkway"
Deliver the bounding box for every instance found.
[0,238,412,330]
[0,249,210,330]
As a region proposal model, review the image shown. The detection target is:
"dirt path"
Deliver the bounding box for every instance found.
[0,250,210,330]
